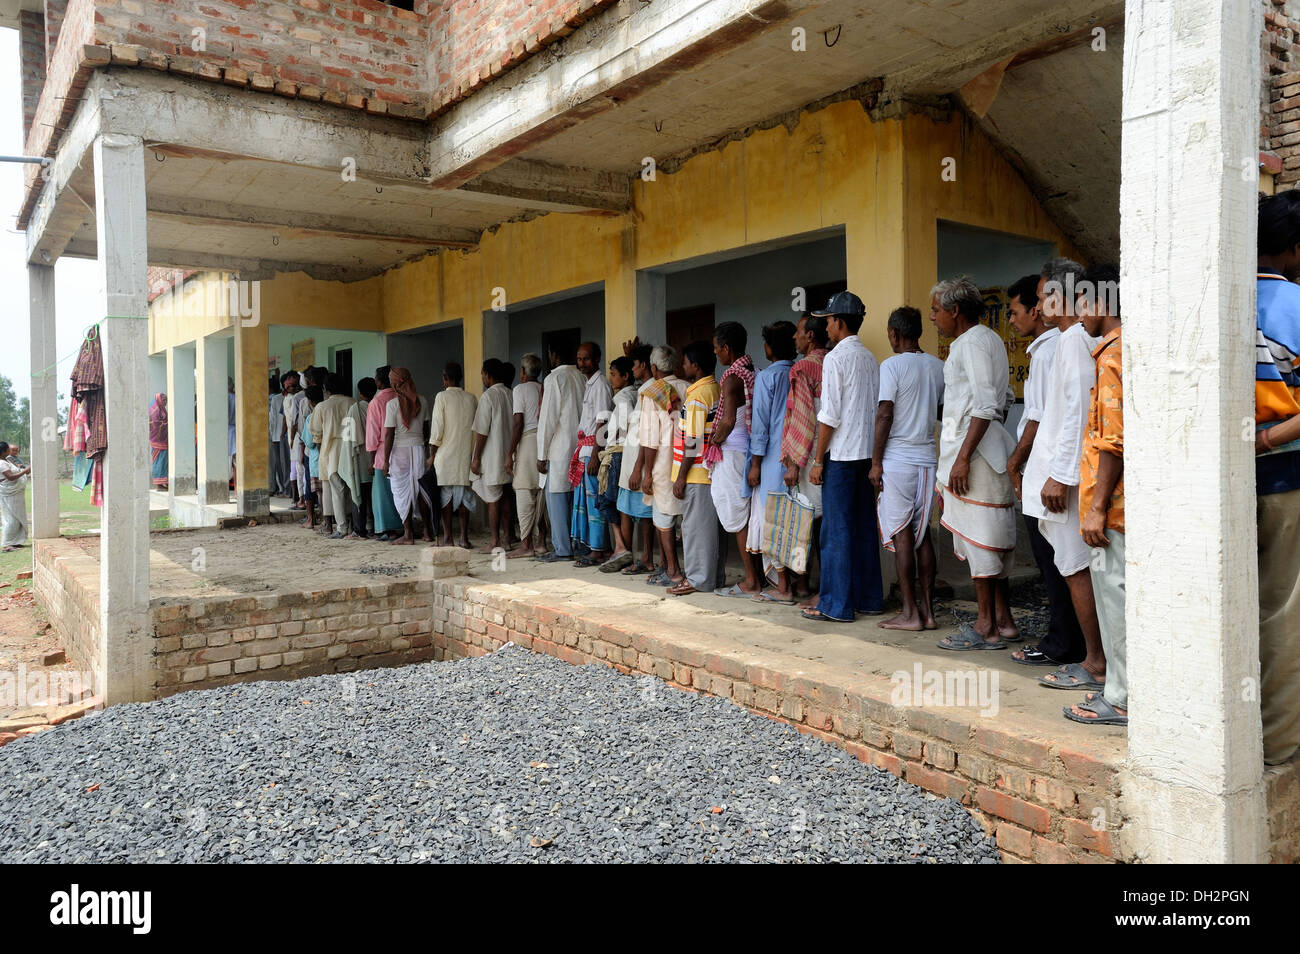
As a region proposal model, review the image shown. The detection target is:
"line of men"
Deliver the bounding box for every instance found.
[262,200,1299,762]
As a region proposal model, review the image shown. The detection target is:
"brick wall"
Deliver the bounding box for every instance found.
[19,11,46,144]
[1266,0,1300,187]
[44,0,68,63]
[92,0,429,110]
[32,539,102,686]
[427,0,617,113]
[152,578,441,696]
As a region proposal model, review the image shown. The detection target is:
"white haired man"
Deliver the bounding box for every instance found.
[930,276,1019,650]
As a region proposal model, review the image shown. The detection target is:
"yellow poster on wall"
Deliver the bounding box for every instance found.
[290,338,315,371]
[935,286,1032,400]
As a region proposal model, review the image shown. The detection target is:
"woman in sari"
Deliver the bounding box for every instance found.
[149,393,169,490]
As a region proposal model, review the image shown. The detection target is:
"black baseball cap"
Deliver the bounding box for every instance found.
[810,290,866,318]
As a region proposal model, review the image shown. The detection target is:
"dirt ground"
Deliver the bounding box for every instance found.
[0,586,78,720]
[70,525,425,601]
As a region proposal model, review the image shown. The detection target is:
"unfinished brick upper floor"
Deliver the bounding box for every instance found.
[16,0,616,148]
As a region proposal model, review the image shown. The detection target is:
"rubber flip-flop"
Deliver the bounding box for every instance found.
[622,561,653,575]
[667,584,699,597]
[713,584,754,598]
[753,591,796,605]
[801,608,852,622]
[1039,663,1104,691]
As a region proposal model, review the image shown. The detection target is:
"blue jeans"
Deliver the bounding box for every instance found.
[818,457,883,620]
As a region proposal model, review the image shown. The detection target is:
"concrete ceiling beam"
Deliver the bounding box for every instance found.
[881,0,1124,100]
[426,0,815,189]
[459,158,631,213]
[143,195,480,249]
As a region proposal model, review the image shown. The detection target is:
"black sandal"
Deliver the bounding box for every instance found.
[1010,644,1057,666]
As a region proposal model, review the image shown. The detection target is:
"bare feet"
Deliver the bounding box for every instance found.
[509,547,537,559]
[878,612,925,632]
[392,535,414,545]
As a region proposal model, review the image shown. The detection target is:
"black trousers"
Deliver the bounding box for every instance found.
[1023,514,1085,663]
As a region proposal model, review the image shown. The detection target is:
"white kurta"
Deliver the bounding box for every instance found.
[472,383,513,486]
[536,364,585,475]
[0,459,27,549]
[429,387,478,487]
[938,323,1016,484]
[1022,321,1099,523]
[1019,327,1061,441]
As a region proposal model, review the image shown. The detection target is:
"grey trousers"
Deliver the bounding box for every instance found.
[546,489,574,557]
[682,483,725,591]
[1089,529,1127,710]
[1259,487,1300,764]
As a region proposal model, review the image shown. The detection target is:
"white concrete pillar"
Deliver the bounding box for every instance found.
[27,263,59,539]
[93,132,152,705]
[166,345,197,496]
[1119,0,1265,862]
[196,332,229,509]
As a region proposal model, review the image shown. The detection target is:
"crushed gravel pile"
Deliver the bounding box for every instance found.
[0,646,999,863]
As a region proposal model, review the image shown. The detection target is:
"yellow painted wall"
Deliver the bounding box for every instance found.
[901,111,1086,353]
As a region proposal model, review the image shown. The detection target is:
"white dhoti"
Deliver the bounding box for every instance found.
[387,445,430,520]
[472,476,504,504]
[1038,486,1091,577]
[709,449,751,534]
[1,492,27,548]
[938,455,1016,579]
[878,460,936,551]
[440,485,477,511]
[514,432,540,491]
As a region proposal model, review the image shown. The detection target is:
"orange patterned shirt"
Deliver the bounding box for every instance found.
[1079,327,1124,533]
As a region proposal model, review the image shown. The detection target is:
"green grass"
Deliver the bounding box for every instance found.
[0,480,103,587]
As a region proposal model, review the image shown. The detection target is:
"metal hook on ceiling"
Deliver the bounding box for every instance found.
[375,186,383,194]
[654,120,664,133]
[272,235,280,247]
[823,24,842,47]
[153,151,165,162]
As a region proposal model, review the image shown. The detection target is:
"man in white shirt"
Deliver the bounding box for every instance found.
[428,361,478,549]
[869,306,944,632]
[471,358,514,553]
[508,353,545,557]
[535,344,585,562]
[1023,260,1108,690]
[1005,269,1086,668]
[570,341,614,566]
[931,276,1019,650]
[803,291,883,623]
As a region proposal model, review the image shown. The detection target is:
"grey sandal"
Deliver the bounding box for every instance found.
[1063,694,1128,726]
[937,624,1007,651]
[1038,663,1105,691]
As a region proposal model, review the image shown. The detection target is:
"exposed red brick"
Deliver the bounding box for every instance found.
[976,787,1052,833]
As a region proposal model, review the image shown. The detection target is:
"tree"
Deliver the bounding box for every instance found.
[0,374,29,448]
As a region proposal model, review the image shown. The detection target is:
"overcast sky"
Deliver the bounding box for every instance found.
[0,29,102,403]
